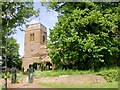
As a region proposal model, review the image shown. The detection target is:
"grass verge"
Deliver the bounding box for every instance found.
[35,67,118,82]
[34,69,94,77]
[40,81,118,88]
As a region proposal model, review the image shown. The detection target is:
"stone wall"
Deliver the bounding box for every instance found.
[22,23,48,70]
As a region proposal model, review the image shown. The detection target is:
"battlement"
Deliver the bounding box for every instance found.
[26,23,47,32]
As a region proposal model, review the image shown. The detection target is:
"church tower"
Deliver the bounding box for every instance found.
[22,23,47,70]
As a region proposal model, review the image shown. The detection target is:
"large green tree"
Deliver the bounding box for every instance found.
[6,37,21,68]
[46,2,120,70]
[1,2,39,68]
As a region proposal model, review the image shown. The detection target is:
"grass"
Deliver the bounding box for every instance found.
[34,69,95,77]
[0,84,3,90]
[34,67,118,82]
[40,81,118,88]
[35,67,118,78]
[95,67,118,82]
[0,71,25,78]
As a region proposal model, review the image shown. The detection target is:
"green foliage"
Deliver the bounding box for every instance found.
[2,37,21,68]
[96,67,118,82]
[7,72,11,78]
[45,2,119,70]
[0,84,4,90]
[0,72,11,78]
[1,2,39,69]
[2,2,39,35]
[0,73,4,78]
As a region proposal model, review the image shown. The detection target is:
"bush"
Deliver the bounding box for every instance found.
[23,71,27,75]
[7,72,11,78]
[96,67,118,82]
[0,72,12,78]
[0,73,4,78]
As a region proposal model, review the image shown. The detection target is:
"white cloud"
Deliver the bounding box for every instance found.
[49,11,58,21]
[49,12,58,22]
[26,18,40,25]
[50,17,57,21]
[53,11,58,16]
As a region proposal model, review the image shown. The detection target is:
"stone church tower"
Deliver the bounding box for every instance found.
[22,23,50,70]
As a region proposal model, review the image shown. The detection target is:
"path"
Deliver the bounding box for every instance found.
[0,74,107,89]
[35,74,107,85]
[8,76,46,89]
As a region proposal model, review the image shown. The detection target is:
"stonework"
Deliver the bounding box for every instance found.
[22,23,50,70]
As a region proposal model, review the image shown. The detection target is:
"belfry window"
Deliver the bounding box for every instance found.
[33,33,34,41]
[30,34,32,41]
[43,35,45,44]
[30,33,35,41]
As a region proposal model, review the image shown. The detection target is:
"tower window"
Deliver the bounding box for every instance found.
[33,33,34,41]
[43,35,45,44]
[30,34,32,41]
[30,33,35,41]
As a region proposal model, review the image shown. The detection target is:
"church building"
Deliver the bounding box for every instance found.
[22,23,51,70]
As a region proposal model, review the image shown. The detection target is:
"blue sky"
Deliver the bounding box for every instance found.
[13,2,58,57]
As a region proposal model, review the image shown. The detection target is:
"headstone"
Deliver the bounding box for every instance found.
[27,65,34,83]
[11,67,17,84]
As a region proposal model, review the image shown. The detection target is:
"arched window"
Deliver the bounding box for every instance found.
[43,35,45,44]
[30,33,35,42]
[32,33,34,41]
[30,34,32,41]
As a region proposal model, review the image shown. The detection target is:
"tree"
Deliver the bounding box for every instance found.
[7,37,21,68]
[46,2,119,70]
[1,2,39,68]
[2,2,39,35]
[1,37,21,69]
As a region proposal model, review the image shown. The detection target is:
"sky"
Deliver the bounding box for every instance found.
[12,2,58,57]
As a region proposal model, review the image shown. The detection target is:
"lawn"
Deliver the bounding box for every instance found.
[34,67,118,82]
[34,69,95,77]
[0,84,3,90]
[35,67,118,89]
[34,67,118,77]
[40,81,118,88]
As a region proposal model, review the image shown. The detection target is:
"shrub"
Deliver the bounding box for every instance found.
[0,72,12,78]
[96,67,118,82]
[1,73,4,78]
[7,72,11,78]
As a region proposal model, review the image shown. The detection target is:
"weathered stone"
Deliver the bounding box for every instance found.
[22,23,51,71]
